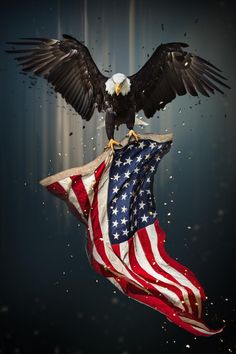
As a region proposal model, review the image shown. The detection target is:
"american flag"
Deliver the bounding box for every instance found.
[41,134,223,336]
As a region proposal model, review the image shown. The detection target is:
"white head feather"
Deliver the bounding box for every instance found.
[105,73,131,96]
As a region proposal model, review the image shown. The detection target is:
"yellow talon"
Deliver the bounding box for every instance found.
[128,129,140,142]
[104,138,121,153]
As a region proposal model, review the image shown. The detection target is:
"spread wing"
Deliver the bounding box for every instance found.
[129,42,230,118]
[6,34,108,121]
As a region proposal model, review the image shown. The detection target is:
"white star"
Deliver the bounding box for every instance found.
[112,220,118,227]
[124,170,131,178]
[112,173,120,181]
[130,225,134,231]
[112,207,118,215]
[124,157,133,165]
[112,197,118,203]
[121,206,128,213]
[138,141,145,149]
[141,214,148,222]
[147,177,151,183]
[155,154,161,162]
[124,181,130,188]
[140,189,144,196]
[133,208,137,215]
[136,155,142,162]
[127,144,134,150]
[150,142,157,149]
[115,158,122,167]
[134,220,138,226]
[113,232,119,240]
[152,211,157,218]
[112,186,119,194]
[121,217,128,225]
[122,229,129,236]
[134,167,140,173]
[147,190,151,195]
[132,179,137,185]
[150,166,155,172]
[145,154,150,160]
[121,192,127,200]
[139,201,146,209]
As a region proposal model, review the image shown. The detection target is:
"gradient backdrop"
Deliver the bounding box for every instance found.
[0,0,236,353]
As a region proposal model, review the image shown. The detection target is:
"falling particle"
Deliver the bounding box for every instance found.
[186,344,190,349]
[225,298,229,301]
[194,18,199,24]
[0,306,8,313]
[69,132,73,136]
[177,150,181,154]
[184,32,187,37]
[228,349,232,353]
[83,125,85,129]
[58,152,61,156]
[169,175,173,179]
[161,23,164,31]
[167,212,171,216]
[182,122,185,126]
[187,226,192,230]
[111,297,119,304]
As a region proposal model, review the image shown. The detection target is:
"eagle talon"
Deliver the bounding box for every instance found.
[127,129,140,142]
[104,138,122,153]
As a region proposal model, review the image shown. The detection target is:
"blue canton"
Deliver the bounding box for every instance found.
[108,139,171,244]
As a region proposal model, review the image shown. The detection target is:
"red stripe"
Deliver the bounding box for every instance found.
[127,235,185,313]
[47,182,67,199]
[71,175,90,219]
[136,227,190,313]
[154,220,206,300]
[114,249,212,336]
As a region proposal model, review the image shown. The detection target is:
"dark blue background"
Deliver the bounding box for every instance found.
[0,0,235,353]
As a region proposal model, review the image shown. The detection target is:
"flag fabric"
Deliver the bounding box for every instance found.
[40,133,223,336]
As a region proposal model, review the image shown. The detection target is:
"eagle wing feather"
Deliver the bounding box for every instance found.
[129,43,230,118]
[6,34,108,121]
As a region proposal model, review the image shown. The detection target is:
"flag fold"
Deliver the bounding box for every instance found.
[40,133,223,336]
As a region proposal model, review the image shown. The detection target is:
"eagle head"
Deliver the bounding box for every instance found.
[105,73,131,96]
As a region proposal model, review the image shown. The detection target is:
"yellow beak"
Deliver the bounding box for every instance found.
[115,83,121,96]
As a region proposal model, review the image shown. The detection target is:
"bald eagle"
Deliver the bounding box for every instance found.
[6,34,230,151]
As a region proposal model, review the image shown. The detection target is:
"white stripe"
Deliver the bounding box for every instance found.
[147,223,202,317]
[119,241,131,267]
[58,177,72,192]
[108,277,125,293]
[140,226,192,314]
[81,173,96,205]
[133,234,185,311]
[190,325,223,335]
[179,316,223,333]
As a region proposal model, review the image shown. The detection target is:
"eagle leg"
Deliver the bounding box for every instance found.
[104,138,122,153]
[127,129,140,142]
